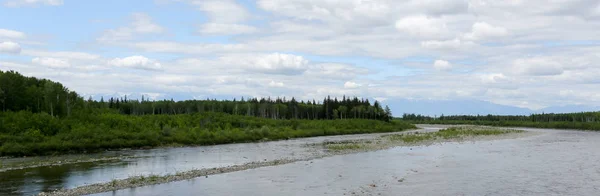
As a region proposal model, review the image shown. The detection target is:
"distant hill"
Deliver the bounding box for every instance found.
[536,105,600,114]
[384,99,600,117]
[383,99,533,117]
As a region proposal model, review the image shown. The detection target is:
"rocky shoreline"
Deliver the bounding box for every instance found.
[37,158,320,196]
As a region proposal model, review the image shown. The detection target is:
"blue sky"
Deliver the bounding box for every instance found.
[1,0,600,114]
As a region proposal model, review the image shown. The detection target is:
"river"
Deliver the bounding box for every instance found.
[2,125,600,195]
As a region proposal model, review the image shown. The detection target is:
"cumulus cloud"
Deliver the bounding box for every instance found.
[433,60,452,71]
[0,41,21,54]
[32,57,70,68]
[463,22,508,41]
[3,0,62,7]
[198,23,258,35]
[395,15,448,38]
[98,13,164,42]
[109,56,162,70]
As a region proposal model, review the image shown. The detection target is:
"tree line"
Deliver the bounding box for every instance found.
[92,95,392,121]
[0,70,392,121]
[402,112,600,123]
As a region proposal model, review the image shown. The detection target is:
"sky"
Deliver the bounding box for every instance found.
[1,0,600,112]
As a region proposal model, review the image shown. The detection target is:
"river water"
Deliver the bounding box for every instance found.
[0,130,404,196]
[3,125,600,195]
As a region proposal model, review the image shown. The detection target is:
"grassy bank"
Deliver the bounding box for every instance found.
[0,111,415,157]
[407,120,600,130]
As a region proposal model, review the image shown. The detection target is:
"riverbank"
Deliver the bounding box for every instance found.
[37,126,531,196]
[1,111,415,157]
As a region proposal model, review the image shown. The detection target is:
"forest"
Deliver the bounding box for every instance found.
[0,70,392,121]
[402,112,600,130]
[0,70,411,156]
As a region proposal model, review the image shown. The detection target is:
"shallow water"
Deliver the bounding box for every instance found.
[92,127,600,196]
[0,129,416,196]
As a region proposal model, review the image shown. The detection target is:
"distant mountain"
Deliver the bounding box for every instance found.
[383,99,535,117]
[383,99,600,117]
[536,105,600,114]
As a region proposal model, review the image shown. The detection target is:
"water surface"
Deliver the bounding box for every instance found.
[93,127,600,196]
[0,129,415,196]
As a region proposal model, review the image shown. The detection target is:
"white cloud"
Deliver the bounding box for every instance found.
[109,56,162,70]
[258,0,390,23]
[395,15,448,38]
[98,13,164,42]
[130,13,164,34]
[32,57,70,68]
[0,41,21,53]
[481,73,508,84]
[0,29,26,39]
[421,39,475,50]
[344,81,361,89]
[21,50,100,60]
[268,80,285,87]
[128,41,248,54]
[221,53,309,75]
[305,63,369,80]
[433,60,452,71]
[463,22,508,41]
[154,75,188,84]
[513,57,564,76]
[4,0,63,7]
[195,0,249,23]
[199,23,258,35]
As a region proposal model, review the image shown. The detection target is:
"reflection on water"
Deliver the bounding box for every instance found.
[0,161,112,195]
[0,131,397,196]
